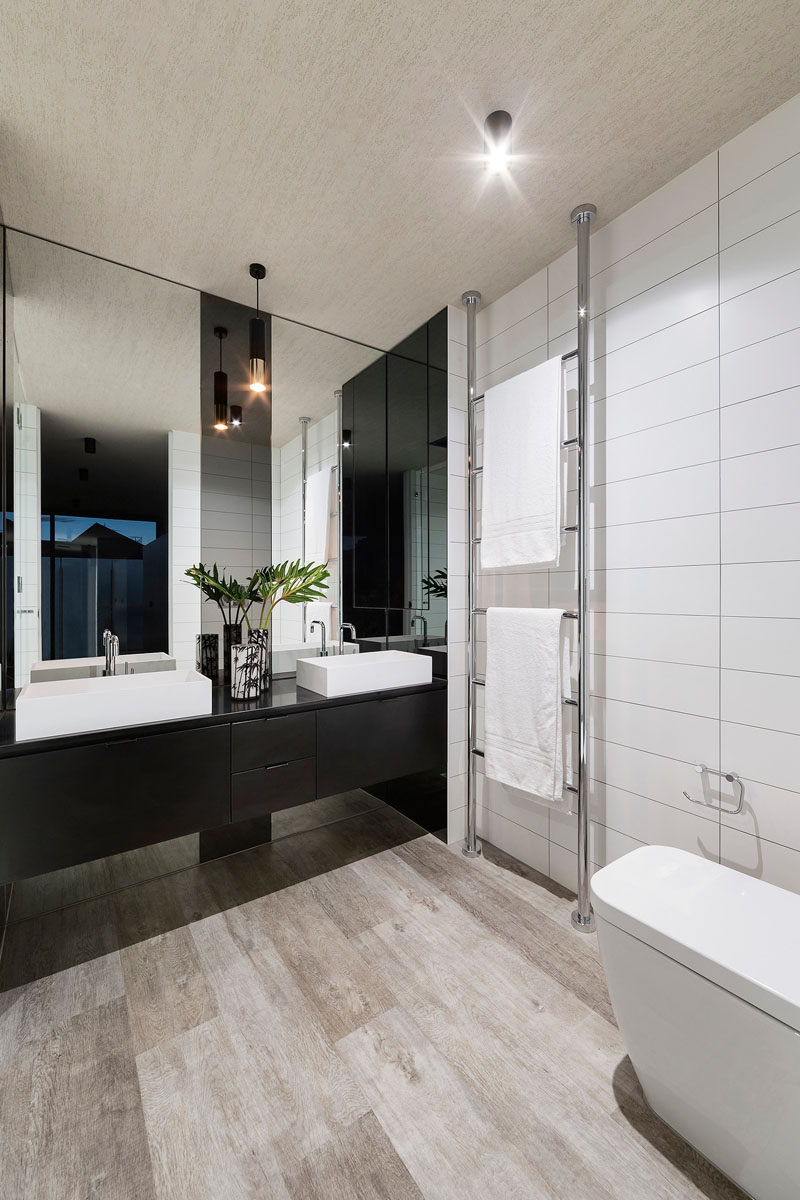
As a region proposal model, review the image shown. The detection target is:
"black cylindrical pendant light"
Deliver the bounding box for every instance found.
[213,325,228,430]
[249,262,267,393]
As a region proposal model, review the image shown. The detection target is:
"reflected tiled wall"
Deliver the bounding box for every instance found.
[272,410,339,647]
[168,430,202,672]
[449,91,800,894]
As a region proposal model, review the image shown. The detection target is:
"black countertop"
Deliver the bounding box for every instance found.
[0,677,447,761]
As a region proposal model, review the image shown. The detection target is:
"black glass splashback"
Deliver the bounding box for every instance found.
[342,309,447,647]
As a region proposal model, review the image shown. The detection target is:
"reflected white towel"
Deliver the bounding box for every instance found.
[484,607,571,806]
[482,356,563,568]
[305,601,333,640]
[305,469,333,566]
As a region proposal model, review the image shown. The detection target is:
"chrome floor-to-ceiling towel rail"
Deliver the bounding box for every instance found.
[461,201,596,932]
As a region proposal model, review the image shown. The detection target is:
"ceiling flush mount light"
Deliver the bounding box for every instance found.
[484,109,512,174]
[213,325,229,430]
[249,262,267,393]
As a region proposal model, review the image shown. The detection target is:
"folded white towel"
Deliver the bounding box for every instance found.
[481,356,564,569]
[304,468,333,566]
[484,607,571,806]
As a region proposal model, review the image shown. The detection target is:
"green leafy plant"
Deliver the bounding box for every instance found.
[184,559,331,633]
[422,568,447,599]
[250,559,331,631]
[184,562,259,628]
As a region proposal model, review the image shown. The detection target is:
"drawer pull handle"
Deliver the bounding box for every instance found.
[104,737,142,747]
[264,761,290,771]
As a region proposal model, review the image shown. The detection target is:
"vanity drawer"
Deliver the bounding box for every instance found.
[316,690,445,796]
[231,757,316,822]
[231,711,316,772]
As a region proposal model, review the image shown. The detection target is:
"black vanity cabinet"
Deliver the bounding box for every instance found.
[0,684,447,885]
[0,724,230,883]
[316,690,446,796]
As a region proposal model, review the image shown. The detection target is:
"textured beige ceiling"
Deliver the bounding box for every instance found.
[2,1,799,348]
[272,317,380,447]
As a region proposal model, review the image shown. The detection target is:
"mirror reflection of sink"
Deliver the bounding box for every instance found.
[272,641,358,678]
[29,652,176,683]
[296,649,432,698]
[16,669,211,741]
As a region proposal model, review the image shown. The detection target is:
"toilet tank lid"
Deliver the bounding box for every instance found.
[591,846,800,1034]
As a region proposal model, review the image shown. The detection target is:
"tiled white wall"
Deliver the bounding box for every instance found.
[168,430,202,672]
[452,90,800,895]
[272,409,339,647]
[199,435,270,650]
[13,401,42,687]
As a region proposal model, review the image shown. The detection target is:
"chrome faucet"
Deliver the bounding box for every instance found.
[411,614,428,646]
[103,632,119,676]
[338,622,356,655]
[310,619,328,657]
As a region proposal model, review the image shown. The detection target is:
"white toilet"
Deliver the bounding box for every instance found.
[591,845,800,1200]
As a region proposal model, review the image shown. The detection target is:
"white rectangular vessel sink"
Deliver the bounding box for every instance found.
[29,652,175,683]
[16,669,212,741]
[296,649,432,698]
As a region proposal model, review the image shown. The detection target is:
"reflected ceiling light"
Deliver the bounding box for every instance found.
[484,109,512,174]
[229,405,243,427]
[341,429,352,448]
[249,263,267,393]
[213,325,229,430]
[84,437,96,455]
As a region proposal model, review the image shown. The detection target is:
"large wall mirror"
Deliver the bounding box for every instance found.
[3,230,200,697]
[2,229,447,712]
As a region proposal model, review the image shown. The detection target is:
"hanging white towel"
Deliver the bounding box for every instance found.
[304,469,333,566]
[481,356,564,569]
[484,607,571,806]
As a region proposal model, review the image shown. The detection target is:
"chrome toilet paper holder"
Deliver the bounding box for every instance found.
[683,764,745,814]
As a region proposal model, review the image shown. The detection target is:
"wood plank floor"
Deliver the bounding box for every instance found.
[0,826,746,1199]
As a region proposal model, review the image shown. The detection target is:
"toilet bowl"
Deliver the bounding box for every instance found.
[591,845,800,1200]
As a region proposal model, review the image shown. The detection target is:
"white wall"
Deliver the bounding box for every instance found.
[272,410,339,647]
[447,90,800,894]
[13,401,42,687]
[168,430,202,672]
[199,436,270,650]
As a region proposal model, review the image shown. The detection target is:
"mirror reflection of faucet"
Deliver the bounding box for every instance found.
[102,630,119,676]
[411,614,428,647]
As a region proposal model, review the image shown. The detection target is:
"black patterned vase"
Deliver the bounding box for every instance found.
[248,628,270,693]
[230,640,262,700]
[222,622,242,686]
[195,633,219,682]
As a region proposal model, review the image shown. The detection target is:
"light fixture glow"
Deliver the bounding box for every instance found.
[213,325,229,430]
[341,428,352,448]
[484,110,512,174]
[249,263,267,393]
[229,405,243,427]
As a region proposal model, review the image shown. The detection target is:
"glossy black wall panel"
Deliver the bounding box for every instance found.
[352,357,388,609]
[341,310,448,638]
